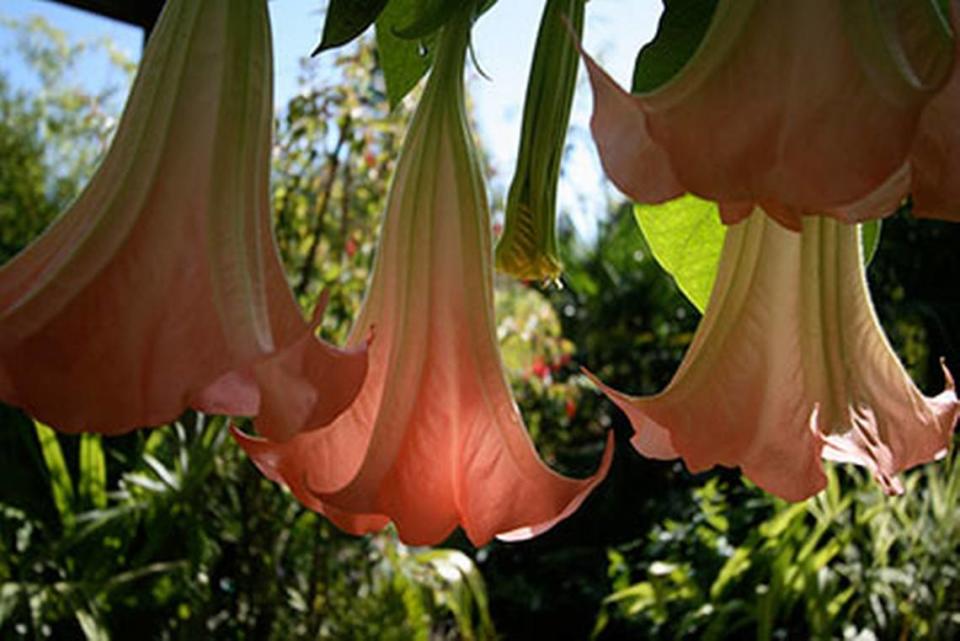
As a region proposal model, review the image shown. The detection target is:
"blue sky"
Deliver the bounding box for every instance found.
[0,0,661,239]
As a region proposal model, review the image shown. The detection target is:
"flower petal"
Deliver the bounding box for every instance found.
[582,52,683,206]
[238,10,612,547]
[0,0,366,435]
[586,0,955,224]
[911,1,960,221]
[594,211,958,500]
[805,219,959,491]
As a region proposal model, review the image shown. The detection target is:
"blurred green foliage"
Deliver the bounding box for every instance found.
[594,450,960,641]
[1,10,960,641]
[0,16,129,264]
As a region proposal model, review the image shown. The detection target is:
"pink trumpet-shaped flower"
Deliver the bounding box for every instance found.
[590,211,959,500]
[585,0,960,229]
[234,9,613,547]
[0,0,367,438]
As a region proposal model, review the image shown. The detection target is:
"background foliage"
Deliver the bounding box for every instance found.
[1,12,959,641]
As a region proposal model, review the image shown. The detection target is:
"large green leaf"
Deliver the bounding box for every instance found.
[635,197,883,313]
[634,195,725,312]
[313,0,389,54]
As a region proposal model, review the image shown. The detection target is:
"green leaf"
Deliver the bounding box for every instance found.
[709,546,752,600]
[314,0,389,54]
[758,502,807,538]
[861,219,881,265]
[78,434,107,510]
[636,197,884,312]
[632,0,718,93]
[0,584,20,626]
[34,421,75,529]
[75,608,110,641]
[376,0,435,109]
[394,0,459,40]
[634,195,725,312]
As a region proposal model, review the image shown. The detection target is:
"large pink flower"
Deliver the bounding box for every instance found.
[234,9,613,547]
[585,0,960,229]
[0,0,367,438]
[590,211,959,500]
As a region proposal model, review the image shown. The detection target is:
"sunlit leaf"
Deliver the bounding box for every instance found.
[0,584,20,626]
[75,608,110,641]
[634,194,725,312]
[861,219,881,264]
[78,434,106,510]
[636,196,883,313]
[34,420,74,529]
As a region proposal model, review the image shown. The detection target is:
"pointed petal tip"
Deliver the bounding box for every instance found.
[230,424,285,484]
[250,322,370,442]
[580,366,623,399]
[932,357,960,437]
[494,430,615,544]
[877,472,906,497]
[940,357,956,392]
[231,423,392,536]
[581,367,679,460]
[579,49,684,205]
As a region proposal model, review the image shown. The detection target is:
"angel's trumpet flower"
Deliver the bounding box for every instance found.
[584,0,960,229]
[590,211,959,500]
[494,0,584,282]
[0,0,367,438]
[234,7,613,547]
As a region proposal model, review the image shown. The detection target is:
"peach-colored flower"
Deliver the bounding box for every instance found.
[584,0,960,229]
[234,9,612,547]
[589,211,958,500]
[0,0,366,438]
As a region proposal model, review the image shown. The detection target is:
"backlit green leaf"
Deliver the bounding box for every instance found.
[861,219,881,265]
[78,434,107,510]
[34,421,75,529]
[634,195,724,312]
[636,197,883,313]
